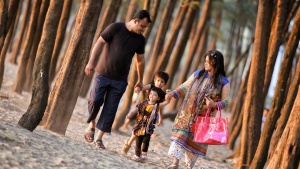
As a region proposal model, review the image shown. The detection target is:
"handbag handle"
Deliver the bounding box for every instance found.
[204,104,222,118]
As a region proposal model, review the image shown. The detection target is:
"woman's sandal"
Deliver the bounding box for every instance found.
[95,139,105,149]
[167,164,178,169]
[84,128,95,143]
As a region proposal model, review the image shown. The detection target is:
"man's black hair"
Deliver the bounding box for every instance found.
[132,10,152,23]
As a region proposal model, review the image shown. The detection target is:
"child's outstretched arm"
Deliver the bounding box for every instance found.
[158,93,172,108]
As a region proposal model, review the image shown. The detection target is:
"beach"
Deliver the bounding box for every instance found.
[0,62,235,169]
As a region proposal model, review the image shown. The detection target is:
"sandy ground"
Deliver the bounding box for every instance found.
[0,62,235,169]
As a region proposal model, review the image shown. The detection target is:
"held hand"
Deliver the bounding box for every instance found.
[134,81,143,93]
[205,97,216,108]
[85,63,95,77]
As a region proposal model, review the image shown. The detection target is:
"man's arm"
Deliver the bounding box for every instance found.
[85,36,106,77]
[134,53,145,91]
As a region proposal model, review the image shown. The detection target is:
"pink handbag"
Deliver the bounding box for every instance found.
[193,105,229,145]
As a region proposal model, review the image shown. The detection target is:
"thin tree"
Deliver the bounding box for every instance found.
[41,0,103,135]
[24,0,50,91]
[266,85,300,169]
[262,0,289,101]
[18,0,64,131]
[250,6,300,169]
[268,57,300,160]
[8,0,31,64]
[143,0,179,84]
[236,0,273,168]
[165,0,200,90]
[12,0,41,94]
[49,0,73,83]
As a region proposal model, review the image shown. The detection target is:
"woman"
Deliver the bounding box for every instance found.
[166,50,230,169]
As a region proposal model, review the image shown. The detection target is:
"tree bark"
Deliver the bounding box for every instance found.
[17,0,64,131]
[143,0,161,40]
[250,6,300,169]
[154,1,188,74]
[42,0,103,135]
[23,0,50,92]
[266,85,300,169]
[12,0,41,94]
[165,0,199,90]
[268,56,300,160]
[8,0,31,64]
[49,0,73,83]
[143,0,177,84]
[262,0,289,101]
[236,0,273,168]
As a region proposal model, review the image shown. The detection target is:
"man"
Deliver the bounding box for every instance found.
[84,10,152,149]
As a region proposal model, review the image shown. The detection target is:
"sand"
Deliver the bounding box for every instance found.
[0,62,235,169]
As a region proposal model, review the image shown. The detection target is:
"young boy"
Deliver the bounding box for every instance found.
[121,71,169,156]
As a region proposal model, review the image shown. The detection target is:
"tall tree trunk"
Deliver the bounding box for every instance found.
[23,0,50,92]
[143,0,177,84]
[224,21,236,71]
[12,0,41,94]
[8,0,22,54]
[262,0,289,101]
[112,0,161,131]
[0,0,20,89]
[208,5,222,50]
[17,0,63,131]
[42,0,103,135]
[126,0,137,22]
[165,0,199,90]
[266,85,300,169]
[79,0,122,98]
[143,0,161,40]
[8,0,31,64]
[49,0,73,83]
[250,6,300,169]
[154,1,189,74]
[268,57,300,160]
[168,0,210,110]
[0,0,19,53]
[236,0,273,168]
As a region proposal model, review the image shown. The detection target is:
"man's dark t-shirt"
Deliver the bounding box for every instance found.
[95,22,145,81]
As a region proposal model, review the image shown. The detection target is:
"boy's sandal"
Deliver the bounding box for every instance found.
[95,139,105,149]
[84,128,95,143]
[167,164,178,169]
[122,143,131,154]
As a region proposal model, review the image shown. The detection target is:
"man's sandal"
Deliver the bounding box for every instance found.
[95,139,105,149]
[84,128,95,143]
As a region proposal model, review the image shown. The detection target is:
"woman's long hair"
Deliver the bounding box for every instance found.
[197,50,227,87]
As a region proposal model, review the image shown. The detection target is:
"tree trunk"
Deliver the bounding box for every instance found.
[49,0,73,83]
[154,1,188,74]
[8,0,22,54]
[17,0,63,131]
[143,0,161,40]
[8,0,31,64]
[42,0,103,135]
[224,21,236,71]
[12,0,41,94]
[208,6,222,50]
[250,6,300,169]
[168,0,210,110]
[262,0,289,101]
[23,0,50,92]
[266,85,300,169]
[236,0,273,168]
[268,56,300,160]
[0,0,20,53]
[79,0,121,98]
[112,0,161,131]
[0,0,20,89]
[143,0,177,84]
[126,0,137,22]
[165,0,199,90]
